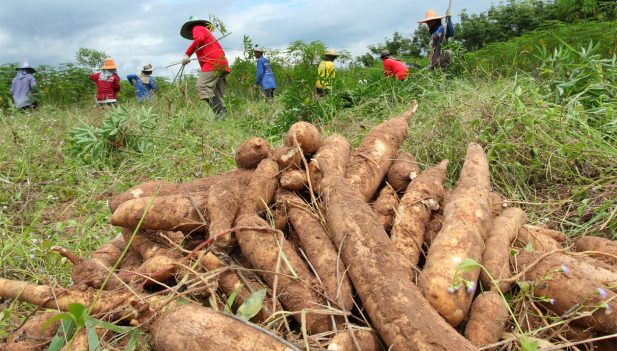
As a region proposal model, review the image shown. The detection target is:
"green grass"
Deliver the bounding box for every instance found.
[1,24,616,345]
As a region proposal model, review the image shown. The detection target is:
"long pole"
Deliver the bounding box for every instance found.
[443,0,453,44]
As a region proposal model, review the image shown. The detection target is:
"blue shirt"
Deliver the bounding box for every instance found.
[127,74,157,101]
[255,57,277,90]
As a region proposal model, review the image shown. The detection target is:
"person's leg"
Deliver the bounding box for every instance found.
[211,73,227,117]
[197,71,223,116]
[264,88,274,100]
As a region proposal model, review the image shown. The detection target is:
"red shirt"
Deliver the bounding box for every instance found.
[185,26,230,73]
[89,72,121,101]
[383,58,409,80]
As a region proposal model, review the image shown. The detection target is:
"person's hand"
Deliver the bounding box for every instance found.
[446,8,452,17]
[181,55,191,65]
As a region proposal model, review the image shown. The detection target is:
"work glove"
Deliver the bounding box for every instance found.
[446,8,452,17]
[181,55,191,65]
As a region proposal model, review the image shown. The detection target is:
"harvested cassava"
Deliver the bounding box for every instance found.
[236,158,280,218]
[370,184,399,233]
[318,174,475,351]
[424,213,443,247]
[345,102,418,202]
[3,312,58,351]
[270,145,302,170]
[278,190,355,312]
[67,235,125,289]
[308,134,350,187]
[390,160,448,267]
[516,225,563,252]
[386,152,420,193]
[235,215,332,334]
[419,143,492,327]
[480,207,527,292]
[149,305,296,351]
[464,291,509,348]
[206,181,241,247]
[280,169,308,191]
[111,193,208,232]
[576,236,617,265]
[327,329,382,351]
[489,191,506,218]
[284,121,322,154]
[235,137,271,169]
[514,251,617,334]
[199,252,280,323]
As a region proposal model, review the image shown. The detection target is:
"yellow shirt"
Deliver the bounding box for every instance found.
[315,61,335,89]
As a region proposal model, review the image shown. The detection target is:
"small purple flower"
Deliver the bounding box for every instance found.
[465,281,477,295]
[603,303,612,315]
[561,264,571,277]
[597,288,608,299]
[549,298,556,305]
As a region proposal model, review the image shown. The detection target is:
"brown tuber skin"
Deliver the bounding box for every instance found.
[464,291,509,348]
[3,312,58,351]
[318,174,474,351]
[516,225,563,252]
[308,134,351,188]
[345,102,418,202]
[235,137,272,169]
[424,213,444,247]
[111,194,208,233]
[480,207,527,293]
[280,169,308,191]
[419,143,492,327]
[370,184,399,233]
[390,160,448,267]
[489,191,506,218]
[206,181,241,247]
[284,121,323,154]
[327,329,383,351]
[576,236,617,265]
[278,190,355,312]
[149,305,294,351]
[70,235,126,289]
[386,152,420,193]
[269,145,302,170]
[514,251,617,334]
[236,158,280,218]
[235,215,332,334]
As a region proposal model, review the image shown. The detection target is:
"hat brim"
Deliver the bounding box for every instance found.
[418,15,444,23]
[180,20,212,40]
[101,65,117,70]
[16,67,36,73]
[142,68,154,72]
[325,53,339,57]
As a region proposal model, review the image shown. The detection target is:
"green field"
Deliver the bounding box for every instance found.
[1,20,616,349]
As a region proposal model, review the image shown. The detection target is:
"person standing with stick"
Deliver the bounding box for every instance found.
[418,8,455,70]
[180,16,230,118]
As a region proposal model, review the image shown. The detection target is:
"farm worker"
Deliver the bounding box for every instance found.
[10,62,37,109]
[418,9,455,70]
[180,16,230,118]
[315,49,339,96]
[127,64,157,102]
[89,58,121,106]
[380,50,409,80]
[253,45,277,100]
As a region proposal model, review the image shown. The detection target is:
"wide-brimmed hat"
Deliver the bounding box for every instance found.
[418,9,444,23]
[379,50,391,59]
[180,16,213,40]
[324,49,339,57]
[101,58,117,70]
[16,62,36,73]
[142,64,154,72]
[253,45,264,53]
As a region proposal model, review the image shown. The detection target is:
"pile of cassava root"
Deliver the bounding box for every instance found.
[2,101,617,351]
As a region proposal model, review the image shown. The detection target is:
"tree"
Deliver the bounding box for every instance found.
[75,48,107,71]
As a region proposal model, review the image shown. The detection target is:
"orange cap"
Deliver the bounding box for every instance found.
[101,58,117,70]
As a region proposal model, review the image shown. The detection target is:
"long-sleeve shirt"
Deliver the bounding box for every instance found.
[315,61,335,89]
[89,72,121,102]
[383,58,409,80]
[11,72,36,108]
[255,57,277,90]
[185,26,230,73]
[429,17,455,70]
[127,74,157,101]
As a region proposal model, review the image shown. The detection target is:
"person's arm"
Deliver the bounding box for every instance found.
[89,73,98,82]
[127,74,137,85]
[113,75,121,93]
[29,75,36,91]
[255,58,265,86]
[185,27,207,57]
[150,77,157,92]
[446,17,455,38]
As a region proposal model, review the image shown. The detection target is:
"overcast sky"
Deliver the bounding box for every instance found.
[0,0,496,77]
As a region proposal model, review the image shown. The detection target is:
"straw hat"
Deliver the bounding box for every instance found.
[379,50,391,59]
[418,9,444,23]
[16,62,36,73]
[142,64,154,72]
[101,58,117,70]
[180,16,213,40]
[324,49,339,57]
[253,45,264,53]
